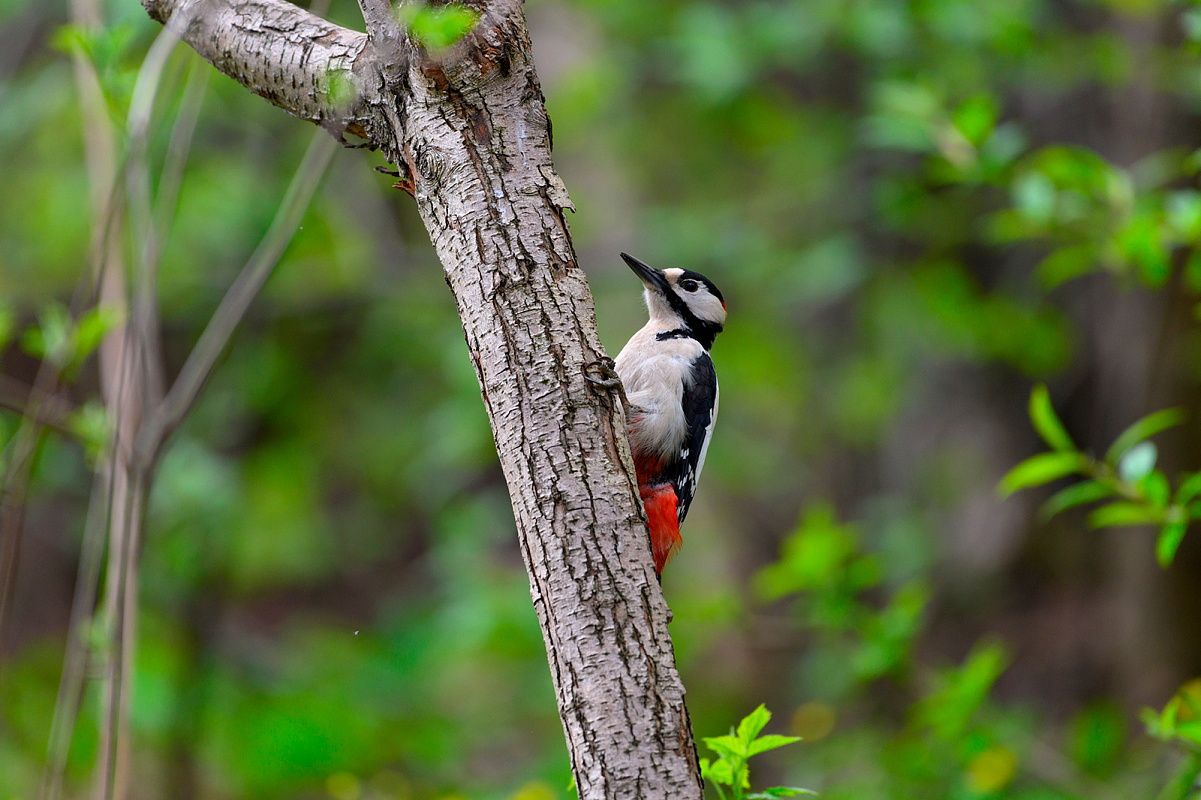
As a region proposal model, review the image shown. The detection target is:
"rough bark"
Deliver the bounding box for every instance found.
[139,1,704,797]
[143,0,368,130]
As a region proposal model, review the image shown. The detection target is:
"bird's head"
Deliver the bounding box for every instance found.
[621,253,726,347]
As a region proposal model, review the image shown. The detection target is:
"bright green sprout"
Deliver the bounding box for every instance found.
[699,704,813,800]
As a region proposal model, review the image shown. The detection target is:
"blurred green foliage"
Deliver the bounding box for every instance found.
[396,3,480,51]
[1001,385,1200,566]
[5,0,1201,798]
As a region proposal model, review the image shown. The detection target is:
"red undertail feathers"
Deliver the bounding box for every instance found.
[640,483,681,575]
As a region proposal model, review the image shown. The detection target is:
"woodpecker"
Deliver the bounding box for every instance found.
[610,253,726,575]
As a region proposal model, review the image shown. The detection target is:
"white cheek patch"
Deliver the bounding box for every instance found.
[674,290,725,325]
[696,294,726,323]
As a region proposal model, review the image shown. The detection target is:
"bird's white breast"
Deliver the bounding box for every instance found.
[614,325,705,461]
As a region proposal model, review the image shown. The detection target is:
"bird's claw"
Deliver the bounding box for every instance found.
[584,357,621,389]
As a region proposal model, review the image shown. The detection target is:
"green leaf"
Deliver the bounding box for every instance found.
[1117,441,1156,482]
[321,67,357,110]
[1138,470,1171,508]
[1175,471,1201,505]
[754,505,859,599]
[1175,720,1201,747]
[737,705,772,744]
[747,789,817,798]
[1013,172,1056,225]
[1037,245,1097,289]
[1069,702,1126,775]
[0,303,13,350]
[1028,384,1074,451]
[1186,9,1201,41]
[1167,190,1201,240]
[747,734,802,757]
[998,452,1084,497]
[68,402,112,464]
[22,303,72,366]
[1142,703,1175,740]
[1157,521,1188,567]
[398,3,480,49]
[1039,480,1112,521]
[913,640,1009,741]
[1105,407,1187,465]
[702,756,734,786]
[71,304,122,371]
[50,23,91,58]
[703,734,745,760]
[951,94,998,147]
[1117,208,1171,287]
[1088,502,1161,528]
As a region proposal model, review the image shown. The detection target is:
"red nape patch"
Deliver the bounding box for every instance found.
[641,484,681,575]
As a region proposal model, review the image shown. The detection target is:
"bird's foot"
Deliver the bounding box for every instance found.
[584,357,629,408]
[584,357,621,390]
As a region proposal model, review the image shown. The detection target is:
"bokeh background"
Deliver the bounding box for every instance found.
[4,0,1201,797]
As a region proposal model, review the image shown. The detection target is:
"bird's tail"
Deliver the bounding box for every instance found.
[640,484,682,575]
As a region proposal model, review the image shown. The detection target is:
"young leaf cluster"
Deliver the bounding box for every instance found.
[1142,680,1201,751]
[1142,681,1201,800]
[395,2,480,50]
[700,705,812,800]
[871,61,1201,295]
[755,505,929,684]
[20,302,123,379]
[50,22,142,119]
[1000,384,1197,566]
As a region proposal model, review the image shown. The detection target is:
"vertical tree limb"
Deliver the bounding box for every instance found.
[136,1,704,796]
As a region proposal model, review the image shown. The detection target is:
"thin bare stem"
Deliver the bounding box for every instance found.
[31,142,132,800]
[0,376,77,440]
[94,322,142,800]
[136,130,338,464]
[151,58,209,252]
[0,0,135,650]
[0,424,50,646]
[0,10,41,110]
[114,473,147,800]
[39,463,116,800]
[127,26,186,410]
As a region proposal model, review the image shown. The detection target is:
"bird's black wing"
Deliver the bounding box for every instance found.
[665,353,718,524]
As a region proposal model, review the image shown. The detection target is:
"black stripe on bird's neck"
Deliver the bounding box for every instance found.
[655,322,721,350]
[657,287,721,349]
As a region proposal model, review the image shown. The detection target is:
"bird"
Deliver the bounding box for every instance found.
[608,252,726,575]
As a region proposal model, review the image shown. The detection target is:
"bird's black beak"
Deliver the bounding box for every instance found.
[621,253,669,294]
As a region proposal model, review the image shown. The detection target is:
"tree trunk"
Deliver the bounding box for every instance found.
[139,1,704,797]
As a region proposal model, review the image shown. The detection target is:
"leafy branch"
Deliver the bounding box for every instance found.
[1000,384,1196,566]
[700,705,813,800]
[1003,387,1201,799]
[1143,680,1201,800]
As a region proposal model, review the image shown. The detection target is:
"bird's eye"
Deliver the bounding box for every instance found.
[680,280,698,292]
